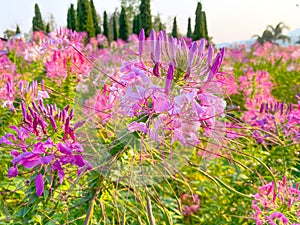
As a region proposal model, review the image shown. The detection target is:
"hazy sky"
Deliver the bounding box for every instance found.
[0,0,299,43]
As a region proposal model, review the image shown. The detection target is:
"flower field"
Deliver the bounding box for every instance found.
[0,29,299,225]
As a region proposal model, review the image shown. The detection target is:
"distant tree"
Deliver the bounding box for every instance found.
[77,0,89,32]
[187,17,192,38]
[193,2,203,41]
[153,14,166,31]
[90,0,101,35]
[32,3,44,31]
[3,29,15,39]
[201,11,208,40]
[97,13,102,33]
[119,6,129,41]
[132,14,141,34]
[121,0,139,33]
[132,14,138,34]
[253,22,290,45]
[172,17,178,38]
[16,25,21,34]
[45,23,51,33]
[103,11,110,42]
[67,3,77,31]
[112,14,118,40]
[252,30,273,45]
[139,0,152,36]
[266,22,290,43]
[159,22,165,31]
[84,3,95,38]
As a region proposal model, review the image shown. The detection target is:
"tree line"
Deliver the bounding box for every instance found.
[30,0,209,42]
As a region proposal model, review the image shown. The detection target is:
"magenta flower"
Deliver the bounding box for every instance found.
[252,177,300,224]
[2,98,89,196]
[35,173,44,196]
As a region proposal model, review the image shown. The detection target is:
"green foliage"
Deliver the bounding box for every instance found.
[85,2,96,38]
[15,25,21,34]
[103,11,110,42]
[187,17,192,38]
[32,3,44,32]
[77,0,95,37]
[193,2,202,41]
[172,17,178,38]
[132,14,141,34]
[193,2,208,41]
[3,30,15,39]
[201,11,208,40]
[76,0,85,31]
[67,3,77,31]
[253,22,290,45]
[121,0,140,33]
[139,0,152,36]
[90,0,101,35]
[119,6,129,41]
[112,14,118,41]
[45,23,50,33]
[153,14,166,32]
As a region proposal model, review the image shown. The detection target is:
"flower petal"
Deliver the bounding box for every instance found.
[35,173,44,196]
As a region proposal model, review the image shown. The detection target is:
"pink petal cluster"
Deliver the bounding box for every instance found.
[1,93,89,196]
[87,29,227,153]
[252,177,300,225]
[180,193,200,216]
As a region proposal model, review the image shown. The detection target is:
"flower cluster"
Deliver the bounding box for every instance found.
[239,69,275,122]
[0,81,89,196]
[88,29,226,152]
[252,177,300,225]
[249,101,300,143]
[180,193,200,216]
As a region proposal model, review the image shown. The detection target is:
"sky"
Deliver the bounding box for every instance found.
[0,0,300,44]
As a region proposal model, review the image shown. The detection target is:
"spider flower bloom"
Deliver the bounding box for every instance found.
[84,29,227,184]
[252,177,300,225]
[2,97,89,196]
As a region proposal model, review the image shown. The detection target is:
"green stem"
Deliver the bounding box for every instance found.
[188,161,253,199]
[145,187,156,225]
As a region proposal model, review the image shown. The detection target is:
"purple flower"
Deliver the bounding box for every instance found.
[165,62,174,95]
[8,166,18,178]
[57,142,72,155]
[35,173,44,196]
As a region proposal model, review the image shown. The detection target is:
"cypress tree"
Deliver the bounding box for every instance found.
[67,4,77,31]
[77,0,89,32]
[171,17,178,38]
[16,25,21,34]
[159,22,164,31]
[187,17,192,38]
[132,15,137,34]
[32,3,44,31]
[139,0,152,36]
[46,23,51,33]
[201,11,208,40]
[103,11,110,42]
[90,0,101,35]
[84,3,95,38]
[119,6,129,41]
[113,14,118,40]
[132,14,141,34]
[193,2,203,41]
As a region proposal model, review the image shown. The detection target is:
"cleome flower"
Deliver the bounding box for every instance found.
[252,176,300,225]
[82,29,227,183]
[1,81,89,196]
